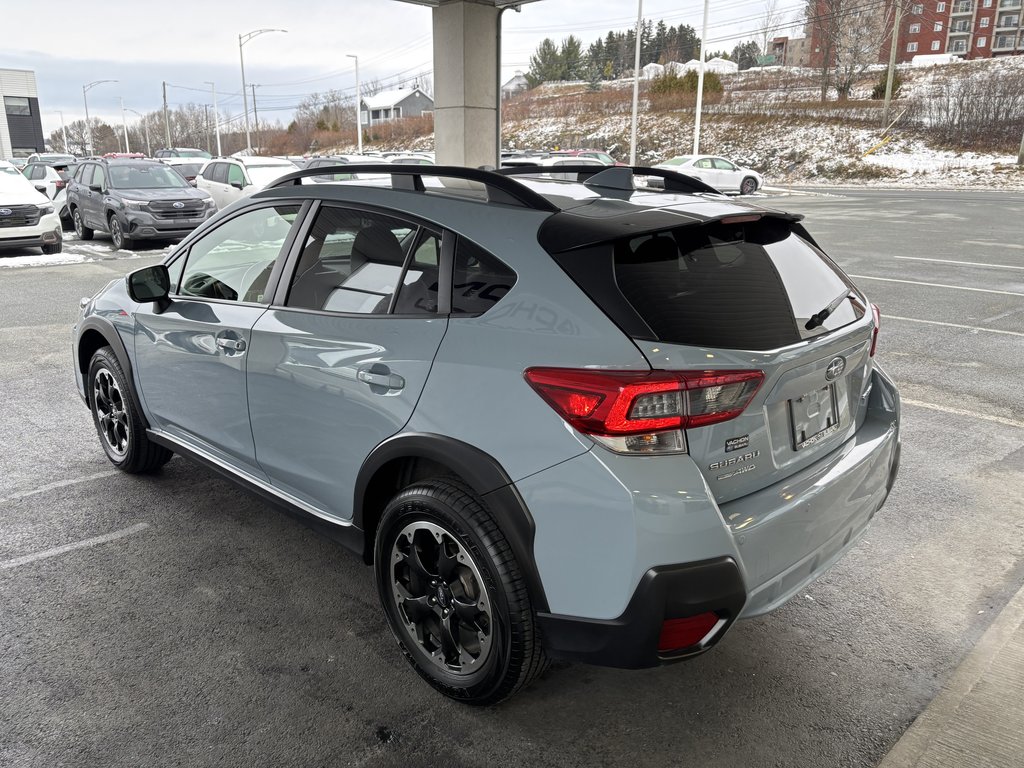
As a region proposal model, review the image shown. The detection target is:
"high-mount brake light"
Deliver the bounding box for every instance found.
[717,214,762,225]
[870,304,881,357]
[523,368,764,455]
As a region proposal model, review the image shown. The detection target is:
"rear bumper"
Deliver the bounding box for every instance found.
[538,557,746,668]
[518,366,900,669]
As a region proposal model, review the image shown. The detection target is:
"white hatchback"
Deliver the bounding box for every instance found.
[196,157,297,210]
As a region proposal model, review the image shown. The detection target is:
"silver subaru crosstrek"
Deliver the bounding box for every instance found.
[72,164,900,705]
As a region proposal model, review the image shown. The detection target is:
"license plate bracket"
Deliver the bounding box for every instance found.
[789,383,840,450]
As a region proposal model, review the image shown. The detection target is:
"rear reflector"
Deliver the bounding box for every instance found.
[524,368,763,454]
[870,304,881,357]
[658,612,720,653]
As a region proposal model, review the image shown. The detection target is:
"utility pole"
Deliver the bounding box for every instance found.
[628,0,643,165]
[692,0,711,155]
[251,84,260,153]
[346,54,362,154]
[1018,126,1024,166]
[204,104,211,154]
[883,3,904,125]
[205,81,222,156]
[119,97,131,154]
[162,81,171,148]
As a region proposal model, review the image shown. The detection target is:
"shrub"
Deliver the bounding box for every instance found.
[871,69,902,100]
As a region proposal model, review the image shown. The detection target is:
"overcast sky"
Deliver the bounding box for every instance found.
[1,0,804,138]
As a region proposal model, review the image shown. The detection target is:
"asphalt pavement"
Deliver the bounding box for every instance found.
[1,188,1022,768]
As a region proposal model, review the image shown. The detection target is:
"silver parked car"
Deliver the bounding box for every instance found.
[72,164,900,704]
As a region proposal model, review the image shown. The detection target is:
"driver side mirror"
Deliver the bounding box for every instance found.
[230,181,245,190]
[126,264,171,313]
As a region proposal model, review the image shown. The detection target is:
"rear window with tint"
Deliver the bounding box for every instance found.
[557,218,862,351]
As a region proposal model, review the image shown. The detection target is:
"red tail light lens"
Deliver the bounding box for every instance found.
[658,612,721,653]
[524,368,763,454]
[870,303,881,357]
[54,180,66,190]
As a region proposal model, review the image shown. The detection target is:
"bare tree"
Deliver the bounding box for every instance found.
[832,4,887,100]
[759,0,784,62]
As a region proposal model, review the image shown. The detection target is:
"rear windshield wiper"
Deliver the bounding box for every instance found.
[805,289,853,330]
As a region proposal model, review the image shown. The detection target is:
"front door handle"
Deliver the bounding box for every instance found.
[357,364,405,391]
[216,337,246,352]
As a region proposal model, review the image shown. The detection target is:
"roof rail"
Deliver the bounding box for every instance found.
[495,164,722,196]
[265,164,560,213]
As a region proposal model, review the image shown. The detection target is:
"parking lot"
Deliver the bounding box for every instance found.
[1,187,1023,767]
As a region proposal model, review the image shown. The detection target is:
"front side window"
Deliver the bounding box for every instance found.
[4,96,31,116]
[177,205,300,303]
[93,166,107,190]
[286,206,439,315]
[712,158,737,171]
[227,164,245,186]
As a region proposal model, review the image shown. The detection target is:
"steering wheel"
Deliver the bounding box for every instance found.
[182,272,237,301]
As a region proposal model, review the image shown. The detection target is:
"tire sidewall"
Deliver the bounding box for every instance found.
[374,491,513,702]
[110,215,124,250]
[741,177,757,195]
[73,209,85,238]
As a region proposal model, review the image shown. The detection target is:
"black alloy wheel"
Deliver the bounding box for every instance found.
[374,479,547,705]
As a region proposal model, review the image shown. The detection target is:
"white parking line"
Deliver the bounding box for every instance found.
[849,275,1024,298]
[0,523,150,570]
[887,315,1024,337]
[0,470,120,506]
[894,255,1024,270]
[962,240,1024,251]
[902,399,1024,429]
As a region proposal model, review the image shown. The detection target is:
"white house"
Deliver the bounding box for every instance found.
[501,71,530,98]
[640,62,665,79]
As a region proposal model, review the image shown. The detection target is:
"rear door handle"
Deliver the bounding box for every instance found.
[216,337,246,352]
[357,365,405,390]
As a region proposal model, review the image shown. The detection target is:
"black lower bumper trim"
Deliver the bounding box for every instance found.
[537,557,746,669]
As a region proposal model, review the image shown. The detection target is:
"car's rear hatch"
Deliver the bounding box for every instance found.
[548,209,877,505]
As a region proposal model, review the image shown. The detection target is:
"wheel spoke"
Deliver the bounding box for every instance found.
[437,544,459,583]
[399,594,433,624]
[405,541,436,584]
[439,615,460,664]
[451,596,485,632]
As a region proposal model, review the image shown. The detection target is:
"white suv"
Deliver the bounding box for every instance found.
[196,156,297,210]
[0,172,63,254]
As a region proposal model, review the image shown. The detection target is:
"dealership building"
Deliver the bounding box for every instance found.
[0,68,46,160]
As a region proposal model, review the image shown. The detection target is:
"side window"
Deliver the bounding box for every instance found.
[76,164,92,184]
[207,163,225,183]
[695,159,713,169]
[227,164,245,186]
[452,237,517,315]
[286,206,438,316]
[93,166,107,190]
[177,205,300,303]
[713,158,737,171]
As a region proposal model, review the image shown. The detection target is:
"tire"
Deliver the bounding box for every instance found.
[740,176,758,196]
[87,346,172,474]
[374,478,548,705]
[109,214,132,251]
[41,241,62,255]
[73,208,94,240]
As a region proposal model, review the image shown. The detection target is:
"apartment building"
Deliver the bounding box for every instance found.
[809,0,1024,67]
[0,68,46,160]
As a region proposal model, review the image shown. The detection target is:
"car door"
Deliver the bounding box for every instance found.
[690,157,715,187]
[225,163,247,206]
[83,164,108,229]
[711,157,740,192]
[246,203,448,521]
[197,162,222,209]
[132,203,305,477]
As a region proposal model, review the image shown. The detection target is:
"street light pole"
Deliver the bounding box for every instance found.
[162,81,171,148]
[883,3,904,125]
[119,97,131,154]
[346,54,362,154]
[205,81,222,156]
[251,84,261,153]
[239,28,287,154]
[125,108,151,156]
[82,79,117,155]
[692,0,710,155]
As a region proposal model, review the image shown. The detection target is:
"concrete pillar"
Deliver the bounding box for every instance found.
[432,1,499,168]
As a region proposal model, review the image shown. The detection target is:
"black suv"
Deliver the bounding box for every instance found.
[67,159,216,250]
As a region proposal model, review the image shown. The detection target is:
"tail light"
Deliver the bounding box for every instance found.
[524,368,763,455]
[54,180,67,190]
[870,303,881,357]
